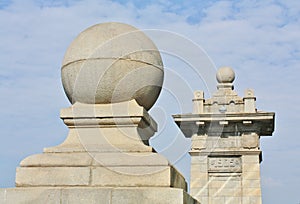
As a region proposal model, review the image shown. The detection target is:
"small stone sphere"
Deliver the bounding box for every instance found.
[216,67,235,83]
[61,22,164,110]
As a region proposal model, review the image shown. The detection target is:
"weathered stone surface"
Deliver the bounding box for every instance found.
[242,133,259,149]
[0,187,199,204]
[0,22,200,204]
[173,67,275,204]
[91,166,186,190]
[61,188,111,204]
[16,167,90,187]
[15,99,189,196]
[61,22,163,110]
[111,187,199,204]
[0,188,61,204]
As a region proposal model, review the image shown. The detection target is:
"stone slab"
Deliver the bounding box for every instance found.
[61,187,111,204]
[16,165,186,190]
[91,166,186,190]
[111,187,199,204]
[16,167,90,187]
[0,188,61,204]
[20,152,168,167]
[0,187,199,204]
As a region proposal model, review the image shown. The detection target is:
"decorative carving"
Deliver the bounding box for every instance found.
[208,157,242,173]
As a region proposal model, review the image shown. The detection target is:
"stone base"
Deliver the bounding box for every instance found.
[16,152,186,189]
[14,101,187,192]
[0,187,199,204]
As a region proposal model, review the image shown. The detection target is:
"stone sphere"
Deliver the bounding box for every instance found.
[61,22,164,110]
[216,67,235,83]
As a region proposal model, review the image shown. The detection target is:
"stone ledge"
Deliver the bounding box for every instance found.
[20,152,168,167]
[16,166,187,191]
[0,187,200,204]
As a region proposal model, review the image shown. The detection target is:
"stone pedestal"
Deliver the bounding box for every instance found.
[173,67,275,204]
[2,100,199,203]
[1,22,200,203]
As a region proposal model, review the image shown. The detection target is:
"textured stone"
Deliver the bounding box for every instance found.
[91,166,186,190]
[61,22,163,110]
[1,187,199,204]
[20,152,93,167]
[242,179,261,188]
[16,167,90,187]
[242,196,262,204]
[242,133,259,149]
[174,67,275,203]
[243,171,261,180]
[0,22,200,204]
[0,188,61,204]
[61,188,111,204]
[111,187,199,204]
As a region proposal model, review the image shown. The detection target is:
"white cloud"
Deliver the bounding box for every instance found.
[0,0,299,203]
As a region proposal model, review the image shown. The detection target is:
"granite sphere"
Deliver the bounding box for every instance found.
[216,67,235,83]
[61,22,164,110]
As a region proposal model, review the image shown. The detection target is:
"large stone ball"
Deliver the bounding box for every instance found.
[61,22,164,110]
[216,66,235,83]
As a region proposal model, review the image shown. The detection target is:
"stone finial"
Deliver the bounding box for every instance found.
[216,66,235,83]
[192,91,204,114]
[61,22,164,110]
[244,89,256,113]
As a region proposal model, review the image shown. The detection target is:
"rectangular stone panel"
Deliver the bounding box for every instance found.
[16,167,90,186]
[61,187,111,204]
[1,188,61,204]
[111,187,200,204]
[208,174,242,204]
[1,187,200,204]
[208,156,242,173]
[91,166,186,190]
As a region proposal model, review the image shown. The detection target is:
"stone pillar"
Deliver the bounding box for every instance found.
[1,22,199,204]
[174,67,275,204]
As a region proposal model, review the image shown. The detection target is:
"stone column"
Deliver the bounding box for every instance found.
[174,67,275,204]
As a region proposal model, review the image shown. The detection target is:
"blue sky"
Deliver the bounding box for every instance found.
[0,0,300,203]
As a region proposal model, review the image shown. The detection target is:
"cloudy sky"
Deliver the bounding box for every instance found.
[0,0,299,203]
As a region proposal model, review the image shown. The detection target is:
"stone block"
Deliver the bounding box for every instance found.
[91,152,168,166]
[242,134,259,149]
[242,179,261,188]
[0,188,61,204]
[1,187,199,204]
[191,164,207,173]
[20,152,93,167]
[190,179,208,189]
[242,163,260,172]
[111,187,199,204]
[243,171,260,180]
[225,196,242,204]
[190,187,208,197]
[16,167,90,186]
[190,172,208,181]
[197,196,208,204]
[242,188,261,196]
[242,155,259,164]
[209,196,225,204]
[191,156,207,165]
[209,180,240,188]
[209,187,241,197]
[61,187,111,204]
[242,196,262,204]
[191,135,207,150]
[91,166,186,190]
